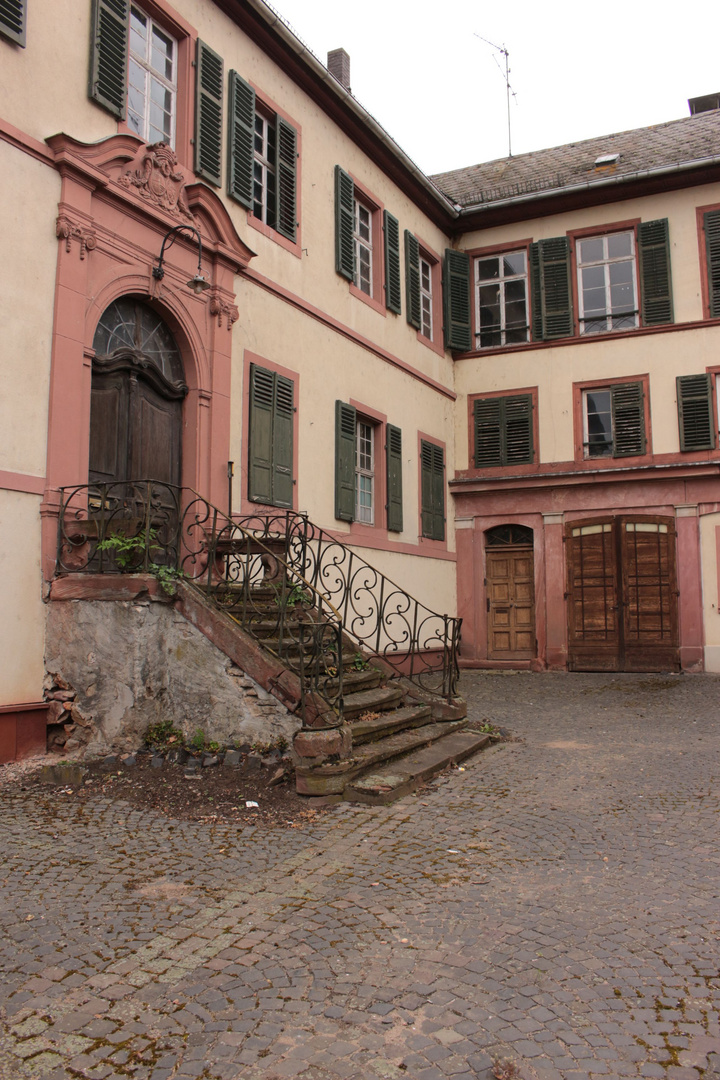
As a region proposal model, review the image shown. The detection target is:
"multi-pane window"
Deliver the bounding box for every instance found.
[128,6,177,146]
[253,111,277,227]
[354,199,373,296]
[355,421,374,524]
[582,382,645,459]
[475,251,529,348]
[577,232,638,334]
[420,257,433,338]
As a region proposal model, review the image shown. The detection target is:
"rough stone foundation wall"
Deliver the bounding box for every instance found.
[44,596,296,755]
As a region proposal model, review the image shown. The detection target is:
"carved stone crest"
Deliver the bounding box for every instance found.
[118,142,194,221]
[209,291,239,330]
[56,216,97,259]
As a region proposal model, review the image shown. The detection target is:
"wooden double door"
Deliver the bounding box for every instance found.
[566,516,679,672]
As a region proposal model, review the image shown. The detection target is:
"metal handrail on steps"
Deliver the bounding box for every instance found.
[56,482,344,728]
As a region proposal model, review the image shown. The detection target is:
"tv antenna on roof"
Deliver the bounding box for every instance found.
[475,34,517,157]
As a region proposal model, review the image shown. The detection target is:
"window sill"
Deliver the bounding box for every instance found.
[416,328,445,357]
[454,318,717,359]
[349,282,386,317]
[247,213,302,259]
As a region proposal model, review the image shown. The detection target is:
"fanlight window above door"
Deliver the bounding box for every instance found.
[93,298,185,389]
[485,524,534,547]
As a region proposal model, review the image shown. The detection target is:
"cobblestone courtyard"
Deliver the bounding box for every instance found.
[1,671,719,1080]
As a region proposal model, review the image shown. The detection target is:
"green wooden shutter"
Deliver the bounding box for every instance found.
[276,117,297,242]
[474,398,503,468]
[443,249,472,350]
[0,0,26,45]
[677,374,715,451]
[89,0,129,118]
[704,210,720,318]
[195,39,223,186]
[475,395,533,467]
[421,441,445,541]
[638,219,673,326]
[529,237,573,340]
[405,230,421,329]
[248,366,274,503]
[386,424,403,532]
[504,395,534,464]
[383,212,402,315]
[272,375,294,507]
[611,382,645,457]
[227,71,254,209]
[335,401,356,521]
[335,166,354,281]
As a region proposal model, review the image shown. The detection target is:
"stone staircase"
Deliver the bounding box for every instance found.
[211,582,490,805]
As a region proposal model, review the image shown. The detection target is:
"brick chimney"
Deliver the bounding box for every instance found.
[327,48,351,93]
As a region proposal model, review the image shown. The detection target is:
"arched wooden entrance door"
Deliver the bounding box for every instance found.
[89,298,187,490]
[485,524,536,660]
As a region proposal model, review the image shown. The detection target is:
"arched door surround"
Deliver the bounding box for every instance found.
[485,524,536,660]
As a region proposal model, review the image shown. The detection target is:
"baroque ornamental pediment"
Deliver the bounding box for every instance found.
[118,142,194,222]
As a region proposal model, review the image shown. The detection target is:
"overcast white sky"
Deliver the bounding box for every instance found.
[270,0,720,176]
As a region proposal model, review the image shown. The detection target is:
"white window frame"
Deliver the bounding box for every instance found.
[253,109,277,227]
[577,230,638,335]
[355,420,375,524]
[420,256,433,339]
[582,387,614,458]
[474,250,529,348]
[353,199,373,297]
[128,5,177,147]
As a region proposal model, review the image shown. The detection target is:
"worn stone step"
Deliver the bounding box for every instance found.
[295,720,468,797]
[345,730,492,805]
[342,684,404,719]
[352,704,432,745]
[327,667,384,695]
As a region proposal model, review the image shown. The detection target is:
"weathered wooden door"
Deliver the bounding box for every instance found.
[566,517,678,672]
[486,529,536,660]
[89,299,186,489]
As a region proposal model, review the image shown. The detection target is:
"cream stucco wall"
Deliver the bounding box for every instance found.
[0,492,45,704]
[700,512,720,672]
[0,140,59,476]
[453,184,720,470]
[236,287,455,536]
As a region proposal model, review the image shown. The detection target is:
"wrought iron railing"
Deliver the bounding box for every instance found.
[56,482,462,711]
[226,511,462,701]
[56,482,343,728]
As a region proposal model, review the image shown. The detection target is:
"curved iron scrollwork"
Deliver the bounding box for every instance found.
[56,485,461,717]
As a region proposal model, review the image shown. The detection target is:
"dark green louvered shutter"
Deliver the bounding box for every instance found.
[195,39,223,186]
[405,230,421,329]
[529,237,573,340]
[248,366,274,503]
[383,212,401,315]
[704,211,720,318]
[335,401,356,521]
[89,0,129,117]
[611,382,645,457]
[420,441,444,541]
[335,167,354,281]
[474,398,502,468]
[276,117,297,242]
[677,375,715,451]
[443,249,471,350]
[386,424,403,532]
[227,71,254,208]
[272,375,294,507]
[474,395,533,468]
[638,219,673,326]
[0,0,26,45]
